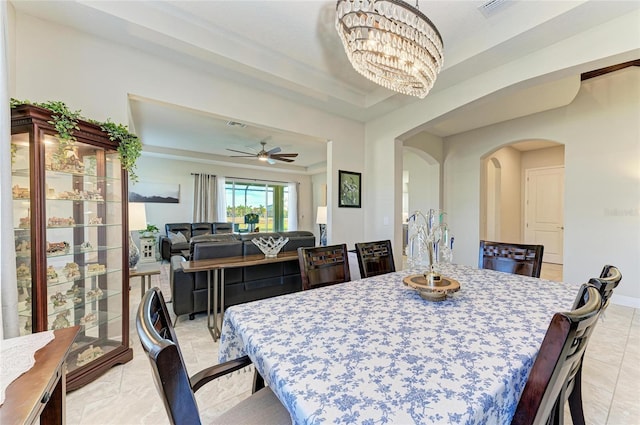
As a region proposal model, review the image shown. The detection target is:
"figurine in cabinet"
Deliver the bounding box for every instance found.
[15,239,31,255]
[19,215,30,228]
[52,311,70,330]
[87,263,106,275]
[50,291,67,309]
[63,262,81,279]
[86,287,103,302]
[16,262,31,281]
[80,312,97,327]
[77,345,104,367]
[66,284,80,297]
[46,241,70,255]
[12,184,30,199]
[48,145,85,173]
[48,216,75,227]
[46,266,59,283]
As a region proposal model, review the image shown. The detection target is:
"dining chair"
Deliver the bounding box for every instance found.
[567,265,622,425]
[511,285,603,425]
[478,240,544,278]
[354,240,396,278]
[297,244,350,290]
[136,287,291,425]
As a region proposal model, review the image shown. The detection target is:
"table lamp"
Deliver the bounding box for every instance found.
[316,206,327,246]
[128,203,147,269]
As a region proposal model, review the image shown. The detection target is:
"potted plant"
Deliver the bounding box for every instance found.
[140,224,159,238]
[10,99,142,182]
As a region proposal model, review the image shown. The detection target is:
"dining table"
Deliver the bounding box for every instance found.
[219,263,582,424]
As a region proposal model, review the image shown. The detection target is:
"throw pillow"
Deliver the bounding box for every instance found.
[168,231,187,245]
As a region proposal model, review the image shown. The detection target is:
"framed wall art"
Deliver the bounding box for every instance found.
[338,170,361,208]
[129,181,180,203]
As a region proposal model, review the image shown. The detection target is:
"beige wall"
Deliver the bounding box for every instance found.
[11,12,365,247]
[403,150,439,218]
[444,68,640,306]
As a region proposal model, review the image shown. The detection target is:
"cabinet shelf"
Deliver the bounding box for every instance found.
[46,268,122,289]
[11,104,132,391]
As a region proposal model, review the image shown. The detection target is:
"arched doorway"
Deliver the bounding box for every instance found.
[480,140,565,271]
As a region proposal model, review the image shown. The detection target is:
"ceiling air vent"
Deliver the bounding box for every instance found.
[226,121,247,128]
[478,0,510,18]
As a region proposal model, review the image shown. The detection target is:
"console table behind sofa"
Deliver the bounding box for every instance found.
[170,231,315,320]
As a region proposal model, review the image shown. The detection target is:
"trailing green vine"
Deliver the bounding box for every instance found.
[101,120,142,182]
[10,98,141,182]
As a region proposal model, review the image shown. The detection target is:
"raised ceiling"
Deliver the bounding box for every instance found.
[10,1,639,171]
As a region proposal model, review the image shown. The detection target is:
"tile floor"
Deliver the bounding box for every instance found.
[66,263,640,424]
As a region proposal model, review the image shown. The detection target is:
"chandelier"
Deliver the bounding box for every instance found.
[335,0,444,99]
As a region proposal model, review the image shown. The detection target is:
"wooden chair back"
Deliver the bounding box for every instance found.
[567,265,622,425]
[136,288,201,425]
[479,240,544,278]
[572,265,622,311]
[511,285,602,425]
[355,240,396,278]
[298,244,350,290]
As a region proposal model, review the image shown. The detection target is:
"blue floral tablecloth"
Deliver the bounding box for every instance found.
[219,263,581,424]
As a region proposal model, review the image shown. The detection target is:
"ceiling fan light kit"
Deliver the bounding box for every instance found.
[335,0,444,99]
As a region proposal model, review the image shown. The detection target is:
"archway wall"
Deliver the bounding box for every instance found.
[481,144,565,245]
[444,68,639,305]
[363,9,638,277]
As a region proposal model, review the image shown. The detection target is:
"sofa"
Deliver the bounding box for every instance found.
[170,230,315,320]
[160,222,234,262]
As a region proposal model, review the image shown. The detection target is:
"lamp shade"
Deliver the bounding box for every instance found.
[316,206,327,225]
[128,203,147,231]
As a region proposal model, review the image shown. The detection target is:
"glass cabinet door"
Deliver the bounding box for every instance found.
[42,137,124,372]
[11,132,33,336]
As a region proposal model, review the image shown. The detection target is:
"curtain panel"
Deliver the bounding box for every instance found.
[192,173,217,222]
[288,182,298,231]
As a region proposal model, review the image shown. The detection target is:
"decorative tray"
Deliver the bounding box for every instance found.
[403,274,460,302]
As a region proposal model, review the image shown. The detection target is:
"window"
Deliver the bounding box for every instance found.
[225,180,289,232]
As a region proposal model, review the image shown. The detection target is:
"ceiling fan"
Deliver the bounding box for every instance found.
[227,140,298,164]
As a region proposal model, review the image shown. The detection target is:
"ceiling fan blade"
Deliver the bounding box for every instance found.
[271,153,298,158]
[267,158,276,165]
[229,155,257,158]
[267,146,281,155]
[227,148,256,155]
[272,157,295,163]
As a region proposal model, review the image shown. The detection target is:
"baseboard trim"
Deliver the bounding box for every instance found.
[611,293,640,309]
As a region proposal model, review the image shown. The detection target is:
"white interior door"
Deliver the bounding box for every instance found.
[524,167,564,264]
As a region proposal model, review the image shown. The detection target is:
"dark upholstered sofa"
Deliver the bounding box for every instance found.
[160,222,234,262]
[170,231,315,320]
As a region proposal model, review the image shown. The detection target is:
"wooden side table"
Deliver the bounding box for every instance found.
[0,326,79,425]
[130,263,161,299]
